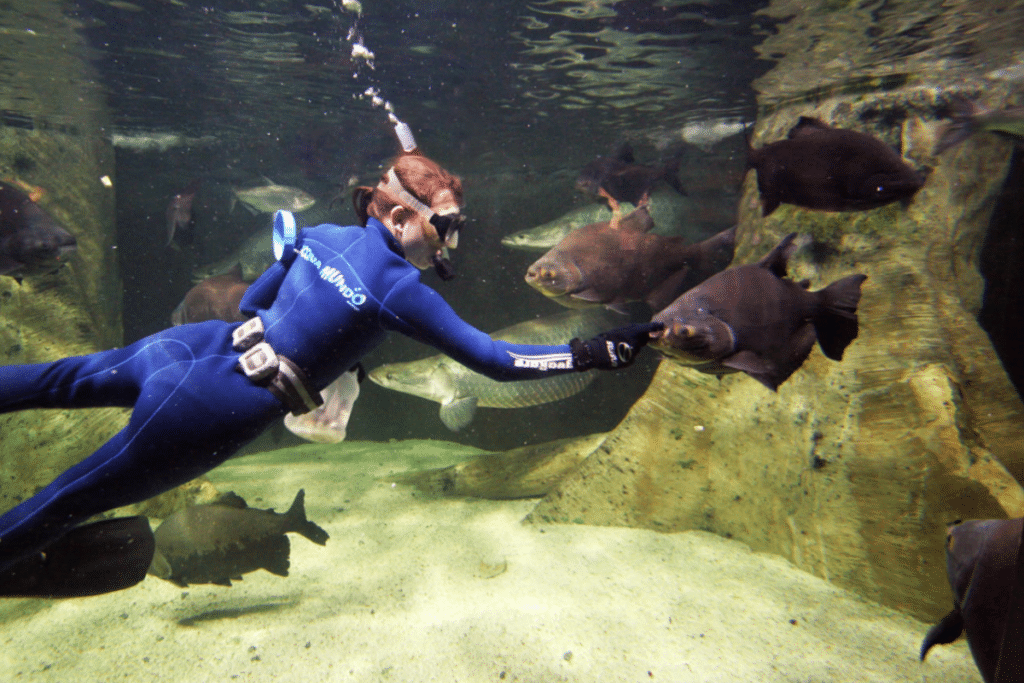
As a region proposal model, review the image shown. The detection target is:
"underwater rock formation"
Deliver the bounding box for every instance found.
[0,4,181,520]
[388,433,608,500]
[527,87,1024,621]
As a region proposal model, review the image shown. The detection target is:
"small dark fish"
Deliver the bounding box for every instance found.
[166,179,199,247]
[746,117,924,216]
[921,518,1024,683]
[935,94,1024,154]
[650,233,866,391]
[0,180,77,277]
[576,142,686,212]
[170,264,251,325]
[149,489,329,587]
[524,205,735,313]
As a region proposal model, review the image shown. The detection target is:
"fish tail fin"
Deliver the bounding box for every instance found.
[284,489,330,545]
[935,94,986,154]
[662,147,687,197]
[0,517,155,598]
[813,274,867,361]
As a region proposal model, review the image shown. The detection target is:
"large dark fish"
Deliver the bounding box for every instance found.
[149,489,329,587]
[576,142,686,212]
[0,516,154,598]
[170,264,251,325]
[921,518,1024,683]
[934,94,1024,154]
[746,117,924,216]
[165,179,199,247]
[524,205,736,313]
[650,233,866,391]
[0,180,77,277]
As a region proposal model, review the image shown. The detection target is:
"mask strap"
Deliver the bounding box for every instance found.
[377,168,436,225]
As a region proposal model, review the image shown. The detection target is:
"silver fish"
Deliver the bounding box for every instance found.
[368,308,622,431]
[232,178,316,214]
[284,368,361,444]
[501,189,693,251]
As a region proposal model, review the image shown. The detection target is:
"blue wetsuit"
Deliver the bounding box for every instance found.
[0,218,576,571]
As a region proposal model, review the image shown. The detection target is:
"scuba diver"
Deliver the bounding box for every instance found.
[0,134,662,598]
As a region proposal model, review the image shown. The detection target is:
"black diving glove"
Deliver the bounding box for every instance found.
[570,322,665,371]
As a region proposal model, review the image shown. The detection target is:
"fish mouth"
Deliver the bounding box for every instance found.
[524,260,582,297]
[649,320,713,362]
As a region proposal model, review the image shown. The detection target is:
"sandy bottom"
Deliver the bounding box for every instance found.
[0,440,982,682]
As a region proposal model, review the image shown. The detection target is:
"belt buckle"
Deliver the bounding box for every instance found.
[232,317,265,351]
[238,341,279,382]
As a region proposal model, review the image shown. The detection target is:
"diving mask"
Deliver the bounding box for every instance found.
[376,168,464,249]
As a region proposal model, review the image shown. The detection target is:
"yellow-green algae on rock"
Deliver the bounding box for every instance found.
[0,4,131,518]
[528,2,1024,621]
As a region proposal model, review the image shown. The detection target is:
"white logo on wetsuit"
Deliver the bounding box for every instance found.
[507,351,573,371]
[299,245,366,309]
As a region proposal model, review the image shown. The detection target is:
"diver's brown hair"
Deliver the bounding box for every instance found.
[352,152,464,226]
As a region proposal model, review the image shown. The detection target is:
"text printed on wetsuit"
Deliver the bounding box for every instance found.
[298,244,367,309]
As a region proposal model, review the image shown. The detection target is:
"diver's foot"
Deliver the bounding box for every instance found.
[0,516,155,598]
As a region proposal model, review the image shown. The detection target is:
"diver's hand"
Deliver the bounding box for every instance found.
[570,322,665,371]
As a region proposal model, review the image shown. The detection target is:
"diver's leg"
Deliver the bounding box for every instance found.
[0,334,202,412]
[0,346,284,573]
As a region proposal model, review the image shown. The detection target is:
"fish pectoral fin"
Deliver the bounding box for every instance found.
[212,577,234,586]
[147,550,173,579]
[606,302,632,315]
[720,351,781,391]
[570,288,605,304]
[756,233,798,278]
[720,350,770,375]
[439,396,478,432]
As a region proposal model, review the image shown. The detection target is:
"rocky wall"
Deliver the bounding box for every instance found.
[526,87,1024,621]
[0,3,129,517]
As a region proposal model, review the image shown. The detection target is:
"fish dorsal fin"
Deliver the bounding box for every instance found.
[613,142,635,164]
[787,117,831,139]
[616,205,654,233]
[261,175,278,187]
[212,491,249,509]
[757,233,798,278]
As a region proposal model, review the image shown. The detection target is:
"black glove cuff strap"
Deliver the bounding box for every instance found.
[569,337,592,372]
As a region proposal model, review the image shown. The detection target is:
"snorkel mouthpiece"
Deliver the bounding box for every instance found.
[432,251,456,281]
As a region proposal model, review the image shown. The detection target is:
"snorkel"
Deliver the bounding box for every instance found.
[380,115,462,281]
